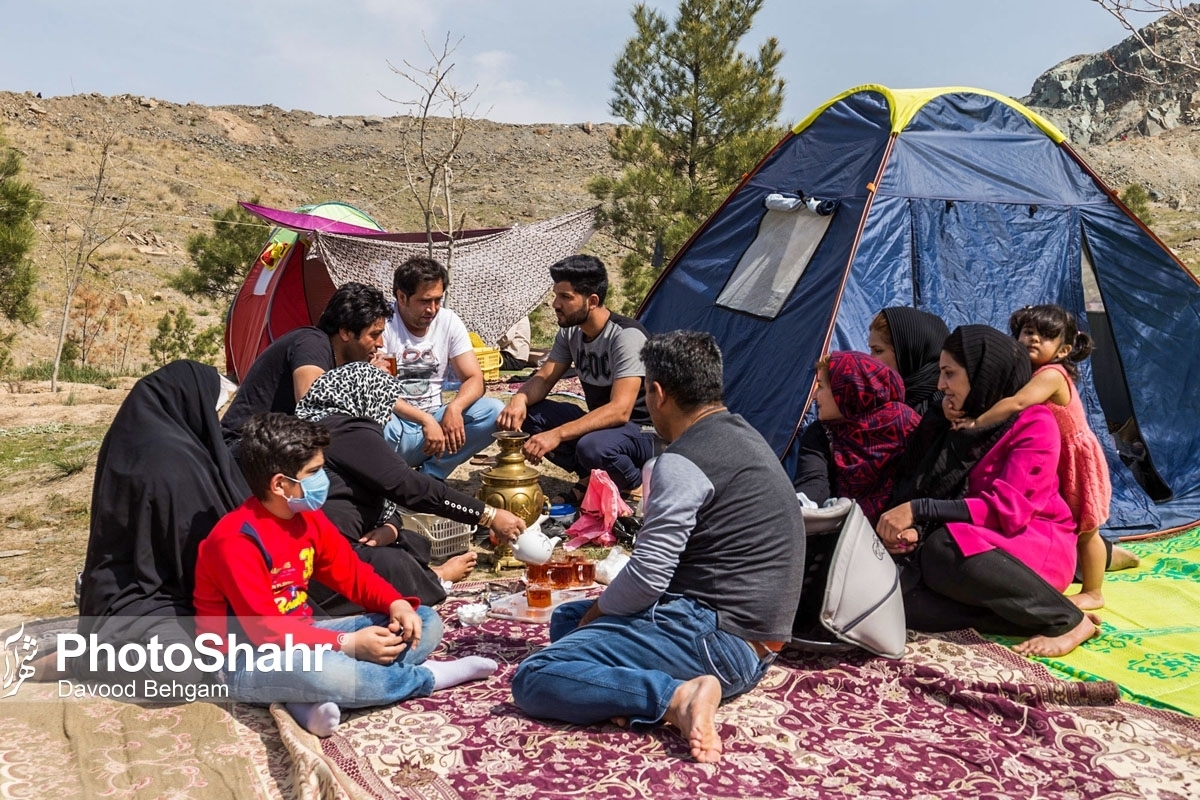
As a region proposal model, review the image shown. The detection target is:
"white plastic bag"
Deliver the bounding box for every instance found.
[594,545,631,585]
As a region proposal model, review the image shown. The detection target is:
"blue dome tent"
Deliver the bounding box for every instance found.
[638,85,1200,537]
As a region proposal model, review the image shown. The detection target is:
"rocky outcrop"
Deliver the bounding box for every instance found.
[1022,6,1200,144]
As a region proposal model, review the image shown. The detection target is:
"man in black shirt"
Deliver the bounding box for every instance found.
[222,282,391,446]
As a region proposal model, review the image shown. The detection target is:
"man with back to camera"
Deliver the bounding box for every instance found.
[497,316,531,371]
[221,281,391,450]
[381,256,504,480]
[510,330,806,763]
[496,255,654,503]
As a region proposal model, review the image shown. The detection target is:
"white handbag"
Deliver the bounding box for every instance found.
[790,498,907,659]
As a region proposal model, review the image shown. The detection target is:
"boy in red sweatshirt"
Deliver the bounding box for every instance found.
[194,412,495,737]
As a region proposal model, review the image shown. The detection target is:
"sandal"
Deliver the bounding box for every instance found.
[550,480,588,506]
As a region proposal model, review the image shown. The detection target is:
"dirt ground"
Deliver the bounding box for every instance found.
[0,379,577,629]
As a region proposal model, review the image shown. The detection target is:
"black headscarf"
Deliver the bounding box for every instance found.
[891,325,1031,503]
[79,360,250,628]
[880,307,950,415]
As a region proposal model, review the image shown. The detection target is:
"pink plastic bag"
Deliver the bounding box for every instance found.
[564,469,632,549]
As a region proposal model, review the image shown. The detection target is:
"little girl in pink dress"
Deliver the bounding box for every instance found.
[956,304,1112,611]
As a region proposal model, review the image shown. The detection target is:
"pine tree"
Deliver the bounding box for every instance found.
[1120,183,1154,226]
[171,201,268,299]
[589,0,785,313]
[0,131,42,325]
[0,130,42,372]
[148,307,222,366]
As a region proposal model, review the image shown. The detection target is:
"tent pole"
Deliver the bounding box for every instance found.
[779,132,900,458]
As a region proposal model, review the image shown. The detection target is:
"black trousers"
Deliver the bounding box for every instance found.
[500,351,527,371]
[70,614,214,693]
[309,528,447,615]
[901,526,1084,637]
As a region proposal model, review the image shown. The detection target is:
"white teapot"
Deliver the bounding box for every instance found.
[511,516,561,565]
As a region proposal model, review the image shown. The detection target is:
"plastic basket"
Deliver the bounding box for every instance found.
[474,345,502,382]
[404,512,474,560]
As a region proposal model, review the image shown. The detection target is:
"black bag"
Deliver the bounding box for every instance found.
[612,515,642,549]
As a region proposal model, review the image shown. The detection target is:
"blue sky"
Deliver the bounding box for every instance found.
[0,1,1154,125]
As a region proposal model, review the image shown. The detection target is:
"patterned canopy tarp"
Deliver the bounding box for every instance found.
[314,208,596,346]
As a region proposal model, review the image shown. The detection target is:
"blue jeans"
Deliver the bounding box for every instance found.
[384,397,504,480]
[224,606,440,707]
[511,595,773,727]
[522,399,655,491]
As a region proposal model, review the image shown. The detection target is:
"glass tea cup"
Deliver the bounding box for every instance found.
[525,562,550,584]
[380,352,398,376]
[547,559,576,589]
[526,582,553,609]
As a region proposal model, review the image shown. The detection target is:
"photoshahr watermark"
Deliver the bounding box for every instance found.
[2,620,337,703]
[57,631,334,674]
[1,623,38,699]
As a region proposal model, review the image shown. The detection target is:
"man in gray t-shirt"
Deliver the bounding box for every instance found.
[497,255,654,500]
[512,330,805,764]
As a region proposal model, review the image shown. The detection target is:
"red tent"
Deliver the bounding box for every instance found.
[224,201,505,381]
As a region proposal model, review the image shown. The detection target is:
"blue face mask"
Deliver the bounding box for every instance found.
[283,468,330,513]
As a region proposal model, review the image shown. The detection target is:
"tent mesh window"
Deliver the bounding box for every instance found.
[313,208,595,346]
[715,200,834,319]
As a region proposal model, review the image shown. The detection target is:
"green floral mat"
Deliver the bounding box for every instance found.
[991,526,1200,716]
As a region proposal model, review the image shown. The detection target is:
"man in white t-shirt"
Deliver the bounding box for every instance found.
[381,256,503,480]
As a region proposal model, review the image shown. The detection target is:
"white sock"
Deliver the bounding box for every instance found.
[286,701,341,737]
[425,656,498,690]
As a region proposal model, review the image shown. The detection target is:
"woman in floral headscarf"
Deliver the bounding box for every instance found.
[797,351,921,523]
[296,361,524,610]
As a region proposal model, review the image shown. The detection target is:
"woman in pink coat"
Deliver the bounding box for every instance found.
[875,325,1098,657]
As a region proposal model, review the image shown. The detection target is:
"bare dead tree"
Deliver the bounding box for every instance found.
[1092,1,1200,78]
[44,130,137,392]
[381,32,483,272]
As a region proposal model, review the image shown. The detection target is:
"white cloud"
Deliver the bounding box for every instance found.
[357,0,439,30]
[473,50,514,73]
[460,48,601,125]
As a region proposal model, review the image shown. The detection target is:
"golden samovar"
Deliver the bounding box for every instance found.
[478,431,548,569]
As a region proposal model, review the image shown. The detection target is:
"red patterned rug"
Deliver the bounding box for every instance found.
[278,588,1200,800]
[6,594,1198,799]
[487,374,584,400]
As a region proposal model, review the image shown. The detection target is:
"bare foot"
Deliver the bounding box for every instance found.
[432,552,477,583]
[1069,589,1105,611]
[1107,545,1140,572]
[1013,613,1101,658]
[663,676,723,764]
[30,652,68,682]
[610,716,630,728]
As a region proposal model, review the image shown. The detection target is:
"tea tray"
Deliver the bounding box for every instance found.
[487,589,591,623]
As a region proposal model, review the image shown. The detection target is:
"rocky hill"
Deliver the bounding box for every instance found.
[1023,6,1200,145]
[0,91,618,368]
[5,9,1200,371]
